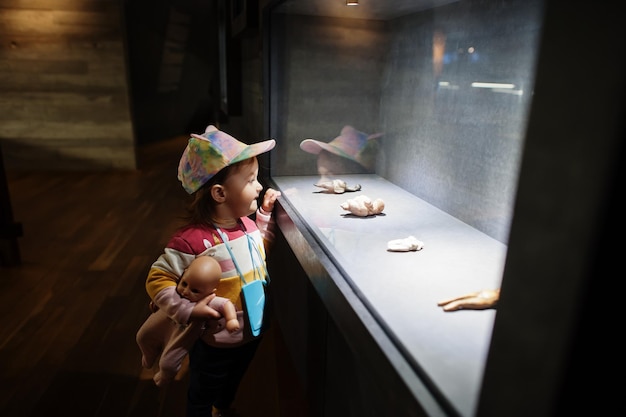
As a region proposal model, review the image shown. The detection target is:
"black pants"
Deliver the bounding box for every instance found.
[186,338,261,417]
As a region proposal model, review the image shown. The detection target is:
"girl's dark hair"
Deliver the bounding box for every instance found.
[185,157,256,226]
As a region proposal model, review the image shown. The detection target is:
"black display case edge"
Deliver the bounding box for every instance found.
[270,183,454,417]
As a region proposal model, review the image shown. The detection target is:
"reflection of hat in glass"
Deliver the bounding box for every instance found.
[300,125,382,170]
[178,125,276,194]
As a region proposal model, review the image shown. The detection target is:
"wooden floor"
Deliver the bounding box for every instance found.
[0,135,307,417]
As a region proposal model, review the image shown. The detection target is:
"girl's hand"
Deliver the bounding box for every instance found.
[261,188,282,212]
[189,294,221,321]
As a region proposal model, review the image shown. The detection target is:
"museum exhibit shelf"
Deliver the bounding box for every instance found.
[271,174,504,417]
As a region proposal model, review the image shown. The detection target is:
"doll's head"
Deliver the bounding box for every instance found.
[176,256,222,302]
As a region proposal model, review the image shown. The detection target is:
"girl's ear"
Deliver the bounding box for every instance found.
[210,184,226,203]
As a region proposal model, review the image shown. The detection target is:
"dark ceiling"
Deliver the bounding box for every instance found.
[272,0,460,20]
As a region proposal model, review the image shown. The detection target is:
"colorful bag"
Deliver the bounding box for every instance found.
[241,279,266,336]
[216,225,269,337]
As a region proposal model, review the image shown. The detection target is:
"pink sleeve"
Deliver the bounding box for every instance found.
[255,208,274,242]
[208,296,232,314]
[153,287,194,325]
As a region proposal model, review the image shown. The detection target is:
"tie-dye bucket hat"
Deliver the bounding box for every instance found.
[178,125,276,194]
[299,125,382,170]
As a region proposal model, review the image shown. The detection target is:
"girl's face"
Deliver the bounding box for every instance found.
[222,158,263,219]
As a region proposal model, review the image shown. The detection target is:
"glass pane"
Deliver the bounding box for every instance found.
[267,1,543,415]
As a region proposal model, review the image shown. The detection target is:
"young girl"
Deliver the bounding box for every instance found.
[144,125,281,417]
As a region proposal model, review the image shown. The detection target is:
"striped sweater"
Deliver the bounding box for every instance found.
[145,209,273,347]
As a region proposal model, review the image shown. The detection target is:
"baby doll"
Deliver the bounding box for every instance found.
[136,256,239,386]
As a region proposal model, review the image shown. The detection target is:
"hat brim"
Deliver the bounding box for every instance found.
[231,139,276,164]
[300,139,357,161]
[300,139,330,155]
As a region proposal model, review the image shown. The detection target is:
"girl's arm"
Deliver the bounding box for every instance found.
[256,187,282,244]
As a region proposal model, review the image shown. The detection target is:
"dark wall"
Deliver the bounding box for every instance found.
[0,0,259,169]
[267,0,542,243]
[0,0,136,171]
[124,0,221,145]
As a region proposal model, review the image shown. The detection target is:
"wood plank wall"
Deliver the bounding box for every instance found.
[0,0,136,171]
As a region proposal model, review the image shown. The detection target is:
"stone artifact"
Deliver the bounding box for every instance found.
[387,236,424,252]
[437,289,500,311]
[314,179,362,194]
[340,195,385,216]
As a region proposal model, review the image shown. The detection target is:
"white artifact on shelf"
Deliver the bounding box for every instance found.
[340,195,385,216]
[314,179,362,194]
[387,236,424,252]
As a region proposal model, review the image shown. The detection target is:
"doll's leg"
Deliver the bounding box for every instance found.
[136,311,174,368]
[154,323,201,386]
[153,345,190,386]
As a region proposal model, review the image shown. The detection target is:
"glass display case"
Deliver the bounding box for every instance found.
[264,1,543,416]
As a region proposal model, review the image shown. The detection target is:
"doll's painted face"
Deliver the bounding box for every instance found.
[177,256,222,302]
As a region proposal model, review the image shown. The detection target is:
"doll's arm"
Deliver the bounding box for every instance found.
[222,301,240,333]
[210,296,240,333]
[437,289,500,311]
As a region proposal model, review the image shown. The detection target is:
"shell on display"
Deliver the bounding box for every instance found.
[387,236,424,252]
